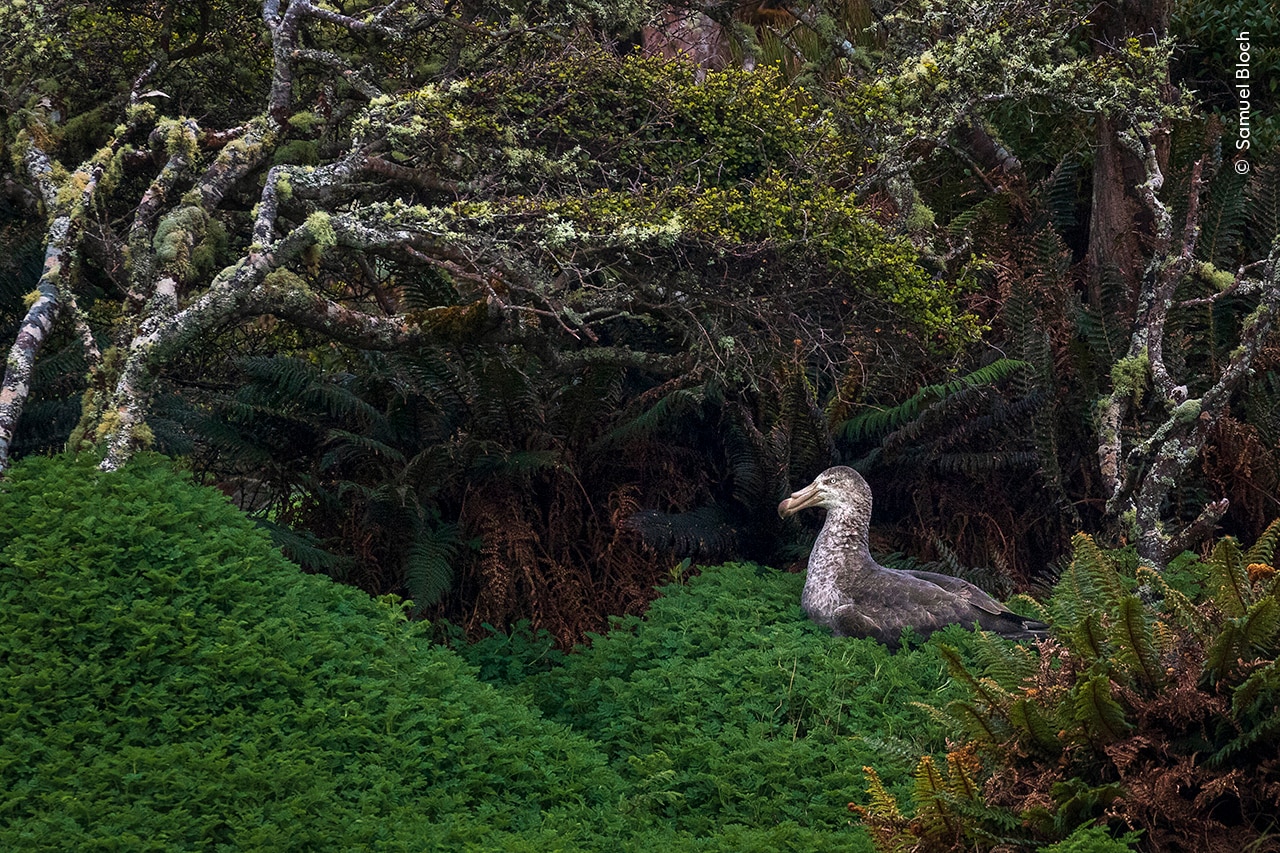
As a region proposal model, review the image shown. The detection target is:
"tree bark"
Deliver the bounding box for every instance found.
[1085,0,1172,309]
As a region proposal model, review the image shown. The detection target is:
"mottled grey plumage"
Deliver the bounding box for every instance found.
[778,466,1047,647]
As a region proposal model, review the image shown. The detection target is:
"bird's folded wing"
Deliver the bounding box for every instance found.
[903,568,1006,616]
[844,569,984,640]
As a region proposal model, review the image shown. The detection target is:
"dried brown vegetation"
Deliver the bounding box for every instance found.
[857,526,1280,852]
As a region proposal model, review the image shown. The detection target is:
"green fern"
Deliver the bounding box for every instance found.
[1042,154,1083,235]
[1078,535,1128,609]
[945,194,1011,238]
[1071,672,1130,744]
[1069,612,1108,663]
[1008,697,1062,756]
[591,385,709,449]
[1240,596,1280,650]
[405,519,460,610]
[1196,169,1249,265]
[1244,156,1280,257]
[1244,519,1280,568]
[971,631,1038,691]
[1112,595,1165,689]
[1073,264,1131,377]
[837,359,1030,443]
[1136,565,1205,638]
[399,264,460,310]
[911,754,962,840]
[1207,536,1253,618]
[320,428,407,470]
[937,644,1014,718]
[626,505,739,559]
[1230,658,1280,719]
[255,516,354,576]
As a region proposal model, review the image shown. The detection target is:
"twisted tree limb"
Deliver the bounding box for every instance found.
[1096,126,1280,567]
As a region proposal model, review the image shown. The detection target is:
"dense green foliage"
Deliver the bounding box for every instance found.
[518,566,980,835]
[2,452,1017,851]
[0,454,621,850]
[2,2,1280,845]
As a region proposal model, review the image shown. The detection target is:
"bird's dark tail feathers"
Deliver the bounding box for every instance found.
[995,615,1049,641]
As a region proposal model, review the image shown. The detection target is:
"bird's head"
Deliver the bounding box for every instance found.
[777,466,872,518]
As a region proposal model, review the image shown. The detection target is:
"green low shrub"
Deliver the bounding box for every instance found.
[0,454,621,851]
[520,564,984,842]
[0,452,1007,851]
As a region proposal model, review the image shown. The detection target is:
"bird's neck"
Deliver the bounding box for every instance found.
[807,505,873,586]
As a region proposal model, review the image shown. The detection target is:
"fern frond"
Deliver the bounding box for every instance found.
[188,416,276,466]
[855,733,929,767]
[932,450,1039,476]
[1207,536,1253,617]
[837,359,1029,443]
[626,505,739,559]
[1244,158,1280,252]
[1211,711,1280,767]
[1206,622,1245,682]
[305,375,385,425]
[11,397,81,456]
[1008,697,1062,756]
[1112,595,1165,689]
[1043,154,1082,235]
[592,386,707,449]
[320,428,407,470]
[777,367,832,477]
[1071,673,1129,743]
[1230,658,1280,719]
[1073,265,1130,369]
[1069,533,1127,612]
[469,448,562,480]
[1244,519,1280,568]
[937,644,1012,714]
[405,521,460,609]
[1243,371,1280,445]
[724,419,770,510]
[973,631,1037,690]
[1197,169,1249,265]
[395,349,471,413]
[256,517,353,577]
[909,700,960,734]
[236,356,384,425]
[1068,612,1109,663]
[944,699,1006,744]
[28,341,86,388]
[860,765,904,821]
[1239,596,1280,652]
[400,264,460,310]
[1006,593,1050,623]
[944,747,983,802]
[946,195,1011,238]
[912,754,960,839]
[1137,565,1206,637]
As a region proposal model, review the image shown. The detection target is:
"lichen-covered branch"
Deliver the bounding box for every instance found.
[99,214,329,469]
[1097,125,1280,566]
[0,137,117,472]
[0,219,67,471]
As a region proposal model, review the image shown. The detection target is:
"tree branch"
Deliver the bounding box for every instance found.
[0,139,116,472]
